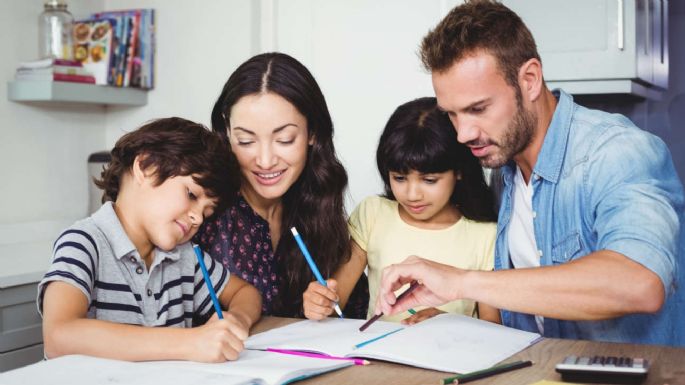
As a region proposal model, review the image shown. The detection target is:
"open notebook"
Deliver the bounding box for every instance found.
[246,313,542,373]
[0,350,352,385]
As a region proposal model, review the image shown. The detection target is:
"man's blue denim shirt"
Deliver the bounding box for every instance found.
[494,90,684,346]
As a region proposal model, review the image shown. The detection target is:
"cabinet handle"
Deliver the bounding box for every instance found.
[660,0,666,63]
[617,0,624,50]
[645,0,651,55]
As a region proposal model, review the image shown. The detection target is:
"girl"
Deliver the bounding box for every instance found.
[303,97,500,324]
[195,53,369,318]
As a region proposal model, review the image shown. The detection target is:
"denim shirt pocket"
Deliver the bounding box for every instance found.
[551,232,583,264]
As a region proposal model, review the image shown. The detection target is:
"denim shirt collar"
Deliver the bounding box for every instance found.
[502,89,574,185]
[535,89,575,183]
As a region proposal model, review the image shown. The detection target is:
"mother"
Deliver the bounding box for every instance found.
[195,52,369,318]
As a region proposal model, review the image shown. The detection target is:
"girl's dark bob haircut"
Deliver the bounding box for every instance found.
[376,97,497,222]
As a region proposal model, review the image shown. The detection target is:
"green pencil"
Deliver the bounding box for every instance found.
[441,360,533,384]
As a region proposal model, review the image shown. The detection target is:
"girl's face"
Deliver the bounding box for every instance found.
[389,169,459,225]
[228,92,313,203]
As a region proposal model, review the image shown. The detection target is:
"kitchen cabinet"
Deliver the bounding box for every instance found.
[0,282,44,372]
[504,0,669,97]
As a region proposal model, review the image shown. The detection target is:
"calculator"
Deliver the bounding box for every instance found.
[555,355,649,384]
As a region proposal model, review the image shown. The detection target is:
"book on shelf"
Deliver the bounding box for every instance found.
[15,59,96,84]
[0,351,353,385]
[18,58,83,69]
[72,18,116,85]
[123,10,141,87]
[15,72,96,84]
[246,313,542,374]
[16,64,91,77]
[92,8,155,89]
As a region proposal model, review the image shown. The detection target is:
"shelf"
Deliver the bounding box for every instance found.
[7,80,148,106]
[547,80,663,101]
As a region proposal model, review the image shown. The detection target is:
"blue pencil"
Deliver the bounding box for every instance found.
[354,328,403,349]
[290,227,344,318]
[193,244,224,320]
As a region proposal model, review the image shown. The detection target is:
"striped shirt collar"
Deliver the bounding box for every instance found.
[91,202,182,263]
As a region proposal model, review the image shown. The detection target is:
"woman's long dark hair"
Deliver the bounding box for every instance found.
[376,97,497,222]
[211,52,352,316]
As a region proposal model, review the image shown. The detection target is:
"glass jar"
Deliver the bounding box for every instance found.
[38,0,74,60]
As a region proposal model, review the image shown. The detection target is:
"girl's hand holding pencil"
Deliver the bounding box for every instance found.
[303,279,341,320]
[401,307,446,325]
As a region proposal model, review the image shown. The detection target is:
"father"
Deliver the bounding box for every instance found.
[376,0,684,346]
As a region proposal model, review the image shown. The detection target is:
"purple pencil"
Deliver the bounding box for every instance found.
[266,348,370,366]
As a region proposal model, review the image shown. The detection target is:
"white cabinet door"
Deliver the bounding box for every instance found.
[503,0,644,82]
[0,283,43,371]
[636,0,669,88]
[504,0,667,93]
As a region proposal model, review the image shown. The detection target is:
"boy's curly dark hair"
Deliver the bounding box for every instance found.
[94,117,239,212]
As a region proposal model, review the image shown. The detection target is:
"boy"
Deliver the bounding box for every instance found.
[38,117,262,362]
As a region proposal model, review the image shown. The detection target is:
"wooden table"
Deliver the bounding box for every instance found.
[251,317,685,385]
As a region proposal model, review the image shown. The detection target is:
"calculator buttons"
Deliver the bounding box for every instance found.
[556,355,649,384]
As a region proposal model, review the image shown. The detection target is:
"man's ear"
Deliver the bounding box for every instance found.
[518,58,544,103]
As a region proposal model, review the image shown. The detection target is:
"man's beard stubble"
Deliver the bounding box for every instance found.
[477,101,537,169]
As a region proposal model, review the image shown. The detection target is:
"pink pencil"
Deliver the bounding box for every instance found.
[266,348,370,366]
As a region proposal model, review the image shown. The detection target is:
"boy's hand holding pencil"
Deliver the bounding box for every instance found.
[303,279,341,320]
[192,244,251,362]
[187,317,248,362]
[206,310,250,339]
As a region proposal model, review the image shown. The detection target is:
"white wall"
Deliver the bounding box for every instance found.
[267,0,456,208]
[0,0,105,276]
[1,0,452,275]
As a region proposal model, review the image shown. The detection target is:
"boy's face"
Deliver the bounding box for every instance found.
[138,173,217,251]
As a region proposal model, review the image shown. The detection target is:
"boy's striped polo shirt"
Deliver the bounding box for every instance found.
[38,201,229,327]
